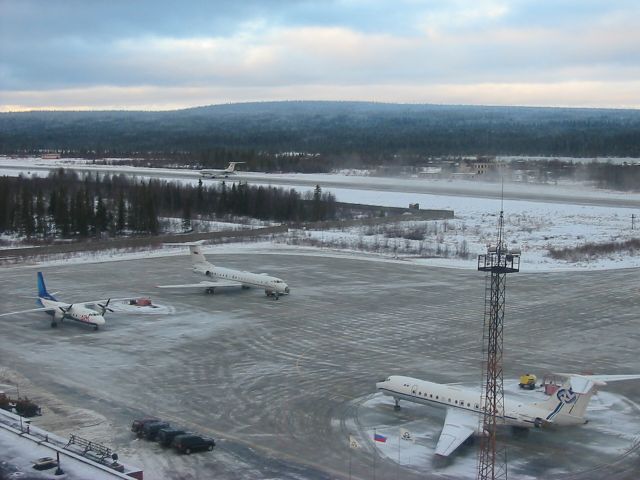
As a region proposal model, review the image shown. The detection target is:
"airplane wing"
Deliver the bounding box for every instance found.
[79,298,133,309]
[435,408,478,457]
[157,280,240,289]
[0,306,63,317]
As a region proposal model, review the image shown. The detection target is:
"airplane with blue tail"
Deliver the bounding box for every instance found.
[0,272,115,330]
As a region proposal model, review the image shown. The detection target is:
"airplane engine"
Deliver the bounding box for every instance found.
[51,309,66,327]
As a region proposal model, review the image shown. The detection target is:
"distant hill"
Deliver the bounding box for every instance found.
[1,101,639,157]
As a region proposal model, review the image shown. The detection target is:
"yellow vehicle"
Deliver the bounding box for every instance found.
[519,373,537,390]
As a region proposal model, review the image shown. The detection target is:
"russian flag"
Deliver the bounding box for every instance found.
[374,433,387,443]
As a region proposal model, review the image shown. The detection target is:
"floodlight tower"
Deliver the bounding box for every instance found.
[476,208,520,480]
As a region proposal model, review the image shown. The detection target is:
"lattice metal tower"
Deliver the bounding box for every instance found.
[476,209,520,480]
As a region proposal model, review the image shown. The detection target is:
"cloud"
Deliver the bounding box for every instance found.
[3,80,640,112]
[1,0,639,109]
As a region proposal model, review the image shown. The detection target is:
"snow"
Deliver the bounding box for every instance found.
[357,381,640,479]
[2,156,640,272]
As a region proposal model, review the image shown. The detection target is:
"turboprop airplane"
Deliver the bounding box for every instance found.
[199,162,245,178]
[157,242,290,299]
[0,272,113,330]
[376,373,640,457]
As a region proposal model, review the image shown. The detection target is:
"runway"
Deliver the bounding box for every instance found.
[3,160,640,209]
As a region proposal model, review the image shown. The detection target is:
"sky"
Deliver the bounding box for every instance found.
[1,0,639,111]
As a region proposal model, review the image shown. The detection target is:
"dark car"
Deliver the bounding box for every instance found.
[131,417,160,435]
[142,421,171,441]
[32,457,58,471]
[157,428,187,447]
[171,434,215,454]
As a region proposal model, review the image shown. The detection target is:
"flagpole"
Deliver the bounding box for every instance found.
[397,432,401,480]
[373,428,377,480]
[349,444,352,480]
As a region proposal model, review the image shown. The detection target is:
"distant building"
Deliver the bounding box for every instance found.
[41,153,61,159]
[417,167,443,178]
[458,156,502,176]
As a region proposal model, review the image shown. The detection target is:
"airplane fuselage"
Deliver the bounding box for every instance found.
[377,375,586,430]
[38,297,106,328]
[195,264,290,297]
[200,171,235,178]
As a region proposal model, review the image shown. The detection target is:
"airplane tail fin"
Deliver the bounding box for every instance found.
[189,244,210,266]
[529,374,637,425]
[37,272,57,301]
[225,161,245,173]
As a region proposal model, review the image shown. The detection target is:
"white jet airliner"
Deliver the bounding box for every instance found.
[199,162,245,178]
[376,373,640,457]
[158,243,290,299]
[0,272,113,330]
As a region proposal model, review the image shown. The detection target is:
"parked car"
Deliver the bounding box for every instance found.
[157,428,187,448]
[142,421,171,441]
[131,417,160,436]
[32,457,58,471]
[171,434,215,454]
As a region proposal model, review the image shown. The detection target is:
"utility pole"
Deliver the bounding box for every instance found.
[476,208,520,480]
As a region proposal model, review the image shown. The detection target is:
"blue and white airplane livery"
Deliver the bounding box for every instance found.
[0,272,113,330]
[376,373,640,457]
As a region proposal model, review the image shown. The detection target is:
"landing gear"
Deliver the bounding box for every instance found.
[51,321,57,328]
[394,398,401,411]
[265,290,279,300]
[206,288,215,295]
[94,325,99,331]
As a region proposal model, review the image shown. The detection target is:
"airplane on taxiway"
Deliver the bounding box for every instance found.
[158,242,290,299]
[199,162,245,178]
[0,272,115,330]
[376,372,640,457]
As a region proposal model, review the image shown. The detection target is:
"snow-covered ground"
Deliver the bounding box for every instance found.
[286,192,640,272]
[2,156,640,272]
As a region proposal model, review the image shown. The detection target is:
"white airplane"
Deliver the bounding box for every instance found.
[158,243,290,299]
[376,373,640,457]
[199,162,245,178]
[0,272,114,330]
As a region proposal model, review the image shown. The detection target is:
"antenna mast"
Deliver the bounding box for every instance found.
[476,196,520,480]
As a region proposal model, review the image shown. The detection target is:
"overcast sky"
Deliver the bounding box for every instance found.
[1,0,639,111]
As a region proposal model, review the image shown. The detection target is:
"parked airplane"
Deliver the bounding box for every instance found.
[199,162,245,178]
[0,272,114,330]
[376,373,640,457]
[158,243,290,299]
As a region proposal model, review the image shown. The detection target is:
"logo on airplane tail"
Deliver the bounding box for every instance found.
[557,388,577,404]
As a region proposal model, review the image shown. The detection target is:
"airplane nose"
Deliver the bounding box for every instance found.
[96,316,106,325]
[284,286,290,294]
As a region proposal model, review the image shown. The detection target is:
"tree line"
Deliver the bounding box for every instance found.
[0,169,336,240]
[2,101,640,162]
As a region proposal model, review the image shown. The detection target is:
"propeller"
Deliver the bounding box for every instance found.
[55,304,72,322]
[59,304,72,314]
[97,299,114,315]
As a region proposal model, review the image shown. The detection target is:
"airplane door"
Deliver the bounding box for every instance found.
[411,385,418,395]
